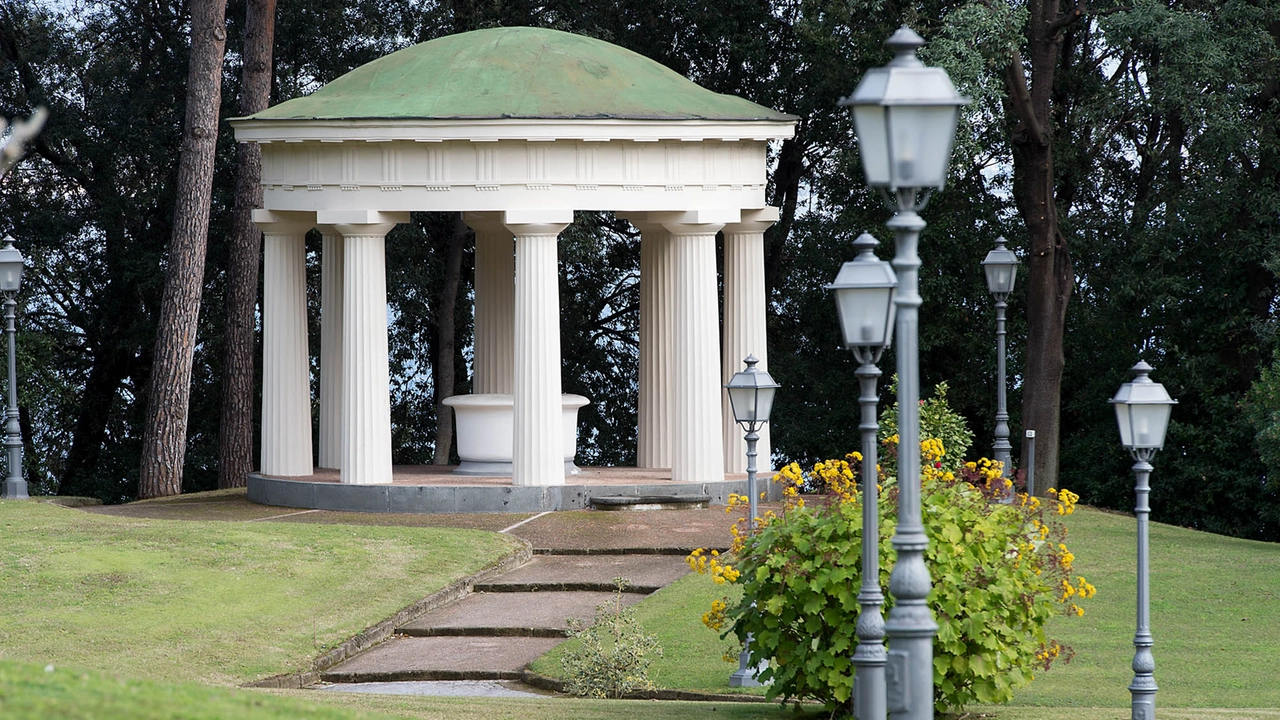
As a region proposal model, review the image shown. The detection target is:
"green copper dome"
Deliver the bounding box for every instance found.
[248,26,792,122]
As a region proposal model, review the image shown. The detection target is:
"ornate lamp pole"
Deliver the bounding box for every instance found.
[827,231,898,720]
[1110,361,1176,720]
[0,237,26,499]
[725,354,780,687]
[981,237,1019,477]
[842,26,967,720]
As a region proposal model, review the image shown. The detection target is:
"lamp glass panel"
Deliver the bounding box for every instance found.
[984,264,1015,295]
[886,105,959,189]
[835,285,893,347]
[0,263,20,293]
[727,385,758,424]
[1114,402,1133,448]
[1131,403,1172,449]
[754,386,777,424]
[852,106,891,186]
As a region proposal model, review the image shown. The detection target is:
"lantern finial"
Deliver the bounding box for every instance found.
[886,26,925,66]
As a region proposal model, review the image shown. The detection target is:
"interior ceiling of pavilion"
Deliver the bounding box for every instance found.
[246,26,795,122]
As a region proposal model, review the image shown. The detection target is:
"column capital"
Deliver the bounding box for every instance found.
[503,209,573,236]
[252,209,316,236]
[463,211,514,237]
[723,207,780,235]
[650,209,740,237]
[320,210,410,238]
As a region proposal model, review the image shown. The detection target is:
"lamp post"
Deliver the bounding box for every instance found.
[0,237,26,499]
[842,26,967,720]
[1110,361,1176,720]
[827,231,897,720]
[982,237,1019,478]
[725,354,780,687]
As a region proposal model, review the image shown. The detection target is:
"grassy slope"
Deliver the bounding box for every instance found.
[0,500,520,685]
[1010,506,1280,708]
[533,506,1280,710]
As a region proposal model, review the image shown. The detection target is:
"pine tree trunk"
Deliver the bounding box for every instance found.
[137,0,229,499]
[218,0,276,489]
[432,214,468,465]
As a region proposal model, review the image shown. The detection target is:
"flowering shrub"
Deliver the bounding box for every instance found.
[560,578,664,699]
[879,381,975,477]
[688,439,1091,713]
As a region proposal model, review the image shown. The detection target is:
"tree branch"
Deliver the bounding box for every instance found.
[1003,48,1048,146]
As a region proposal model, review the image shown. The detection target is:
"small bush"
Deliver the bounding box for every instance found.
[690,439,1090,714]
[560,578,664,699]
[879,380,975,477]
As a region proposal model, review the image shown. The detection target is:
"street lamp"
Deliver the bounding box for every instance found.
[0,237,26,499]
[1111,361,1176,720]
[827,231,897,720]
[725,353,780,687]
[982,237,1019,478]
[842,25,967,720]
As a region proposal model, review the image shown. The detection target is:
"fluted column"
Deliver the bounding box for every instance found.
[722,208,778,474]
[628,217,675,469]
[257,214,315,476]
[464,212,515,394]
[507,211,572,486]
[317,227,344,469]
[661,220,725,483]
[333,217,404,485]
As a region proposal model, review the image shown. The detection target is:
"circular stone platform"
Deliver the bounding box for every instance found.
[246,466,780,514]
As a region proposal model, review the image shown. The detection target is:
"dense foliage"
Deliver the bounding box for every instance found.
[1,0,1278,538]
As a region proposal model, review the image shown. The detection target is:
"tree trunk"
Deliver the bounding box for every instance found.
[432,214,468,465]
[218,0,276,489]
[1002,0,1077,493]
[137,0,229,499]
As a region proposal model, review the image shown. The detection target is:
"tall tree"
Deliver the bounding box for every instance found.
[138,0,229,498]
[997,0,1093,493]
[218,0,277,489]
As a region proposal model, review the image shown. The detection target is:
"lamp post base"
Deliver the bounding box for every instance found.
[728,639,770,687]
[3,477,28,499]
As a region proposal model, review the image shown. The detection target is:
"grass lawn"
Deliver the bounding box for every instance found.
[531,506,1280,712]
[0,499,521,685]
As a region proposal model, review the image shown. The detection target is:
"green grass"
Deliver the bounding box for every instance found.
[532,506,1280,711]
[0,499,521,685]
[0,660,400,720]
[1009,506,1280,708]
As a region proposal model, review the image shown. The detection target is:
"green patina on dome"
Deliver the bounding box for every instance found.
[248,26,792,122]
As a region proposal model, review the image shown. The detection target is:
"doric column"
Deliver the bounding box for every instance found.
[722,208,779,473]
[623,214,675,469]
[316,227,344,469]
[330,211,408,485]
[254,210,316,477]
[463,211,515,394]
[659,213,730,483]
[505,210,572,487]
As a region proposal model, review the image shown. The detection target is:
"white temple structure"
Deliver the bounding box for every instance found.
[231,26,796,489]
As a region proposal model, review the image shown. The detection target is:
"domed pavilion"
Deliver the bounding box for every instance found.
[231,26,796,503]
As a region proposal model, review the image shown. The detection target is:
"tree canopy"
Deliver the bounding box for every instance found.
[1,0,1277,539]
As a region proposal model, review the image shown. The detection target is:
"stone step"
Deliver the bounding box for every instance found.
[475,554,690,594]
[321,636,564,683]
[589,494,712,511]
[398,590,645,637]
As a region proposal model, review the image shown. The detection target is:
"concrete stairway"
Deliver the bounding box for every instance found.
[319,554,691,683]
